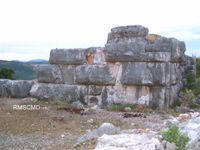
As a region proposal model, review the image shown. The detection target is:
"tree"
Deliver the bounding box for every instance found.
[0,68,15,80]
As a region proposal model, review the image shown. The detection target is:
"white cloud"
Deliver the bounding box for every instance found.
[0,0,200,60]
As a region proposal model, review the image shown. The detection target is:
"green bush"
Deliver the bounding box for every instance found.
[186,71,196,89]
[0,68,15,80]
[162,124,189,150]
[191,81,200,96]
[193,58,200,96]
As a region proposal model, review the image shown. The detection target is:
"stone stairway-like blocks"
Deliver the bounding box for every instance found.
[31,25,195,109]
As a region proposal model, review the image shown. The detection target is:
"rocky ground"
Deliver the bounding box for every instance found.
[0,98,199,150]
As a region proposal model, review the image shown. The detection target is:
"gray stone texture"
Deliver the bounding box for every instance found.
[145,35,173,52]
[49,47,106,65]
[77,123,120,145]
[59,65,76,84]
[0,80,9,97]
[121,62,166,86]
[100,86,151,107]
[105,28,186,63]
[30,83,87,103]
[75,64,116,85]
[0,79,34,98]
[49,49,86,65]
[105,37,147,62]
[88,85,103,95]
[107,25,149,43]
[37,64,63,84]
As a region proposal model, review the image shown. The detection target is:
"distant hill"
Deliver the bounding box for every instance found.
[27,59,48,64]
[0,59,48,80]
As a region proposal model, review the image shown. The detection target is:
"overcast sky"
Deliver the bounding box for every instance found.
[0,0,199,61]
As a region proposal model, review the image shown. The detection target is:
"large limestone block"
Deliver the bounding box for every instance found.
[169,82,183,105]
[75,64,117,85]
[59,65,76,84]
[7,80,34,98]
[150,85,182,109]
[105,37,147,62]
[49,49,86,65]
[105,26,186,63]
[145,35,172,52]
[145,35,186,62]
[49,47,106,65]
[100,85,151,106]
[150,87,166,109]
[170,63,183,85]
[105,25,149,62]
[85,47,106,64]
[0,79,34,98]
[107,25,149,43]
[37,65,63,84]
[30,83,87,102]
[121,62,166,86]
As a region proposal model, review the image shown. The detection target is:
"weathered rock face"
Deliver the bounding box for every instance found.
[37,65,63,84]
[0,80,9,97]
[0,80,34,98]
[105,30,185,63]
[107,25,149,41]
[121,62,166,86]
[49,49,86,65]
[28,25,195,109]
[75,64,117,85]
[30,83,87,103]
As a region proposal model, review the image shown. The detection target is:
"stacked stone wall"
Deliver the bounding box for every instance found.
[28,25,195,109]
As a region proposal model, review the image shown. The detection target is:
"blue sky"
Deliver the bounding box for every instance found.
[0,0,199,61]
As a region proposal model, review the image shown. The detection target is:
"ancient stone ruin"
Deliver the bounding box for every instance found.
[0,25,196,109]
[28,25,195,109]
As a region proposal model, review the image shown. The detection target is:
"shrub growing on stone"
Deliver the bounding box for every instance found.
[162,124,189,150]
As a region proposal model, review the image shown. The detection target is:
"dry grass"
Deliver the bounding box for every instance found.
[0,98,134,149]
[0,98,99,149]
[0,98,170,149]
